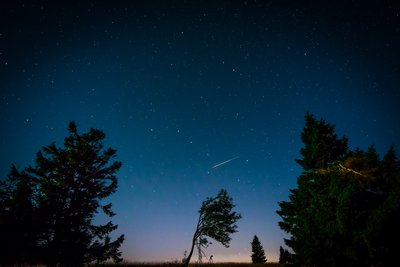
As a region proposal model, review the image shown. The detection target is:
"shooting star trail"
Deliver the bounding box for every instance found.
[210,157,239,170]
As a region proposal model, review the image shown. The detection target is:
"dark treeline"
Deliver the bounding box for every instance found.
[277,113,400,267]
[0,122,124,267]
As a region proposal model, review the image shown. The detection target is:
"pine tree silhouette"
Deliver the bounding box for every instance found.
[251,235,267,263]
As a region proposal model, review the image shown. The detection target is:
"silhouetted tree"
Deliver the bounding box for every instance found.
[279,246,292,264]
[0,121,124,266]
[0,165,38,265]
[185,189,241,267]
[277,114,350,266]
[277,113,400,267]
[296,112,349,171]
[361,146,400,267]
[251,235,266,263]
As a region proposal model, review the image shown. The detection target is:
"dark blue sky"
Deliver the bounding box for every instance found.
[1,0,399,262]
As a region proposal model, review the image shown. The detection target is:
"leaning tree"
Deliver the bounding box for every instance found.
[184,189,241,267]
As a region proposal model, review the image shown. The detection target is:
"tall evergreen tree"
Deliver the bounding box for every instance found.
[296,112,349,170]
[0,122,124,266]
[0,165,38,265]
[277,113,400,267]
[279,246,292,264]
[277,113,350,266]
[251,235,267,263]
[361,146,400,267]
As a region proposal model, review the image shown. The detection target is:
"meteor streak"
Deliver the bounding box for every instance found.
[210,157,239,169]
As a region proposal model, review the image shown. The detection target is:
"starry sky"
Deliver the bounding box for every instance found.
[1,0,400,263]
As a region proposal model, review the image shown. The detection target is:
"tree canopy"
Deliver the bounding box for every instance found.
[184,189,242,267]
[0,121,124,266]
[277,113,400,267]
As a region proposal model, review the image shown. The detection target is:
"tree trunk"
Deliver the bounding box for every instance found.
[185,213,202,267]
[185,234,197,267]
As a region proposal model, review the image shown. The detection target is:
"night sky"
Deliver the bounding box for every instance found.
[1,0,400,263]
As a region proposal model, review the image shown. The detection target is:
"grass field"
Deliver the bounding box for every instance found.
[1,262,292,267]
[95,263,291,267]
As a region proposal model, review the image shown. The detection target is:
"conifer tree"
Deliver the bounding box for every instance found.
[0,122,124,266]
[361,146,400,266]
[251,235,267,263]
[277,113,400,267]
[296,112,349,170]
[277,113,350,266]
[0,166,38,265]
[279,246,291,264]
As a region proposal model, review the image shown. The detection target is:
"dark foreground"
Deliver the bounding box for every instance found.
[95,263,291,267]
